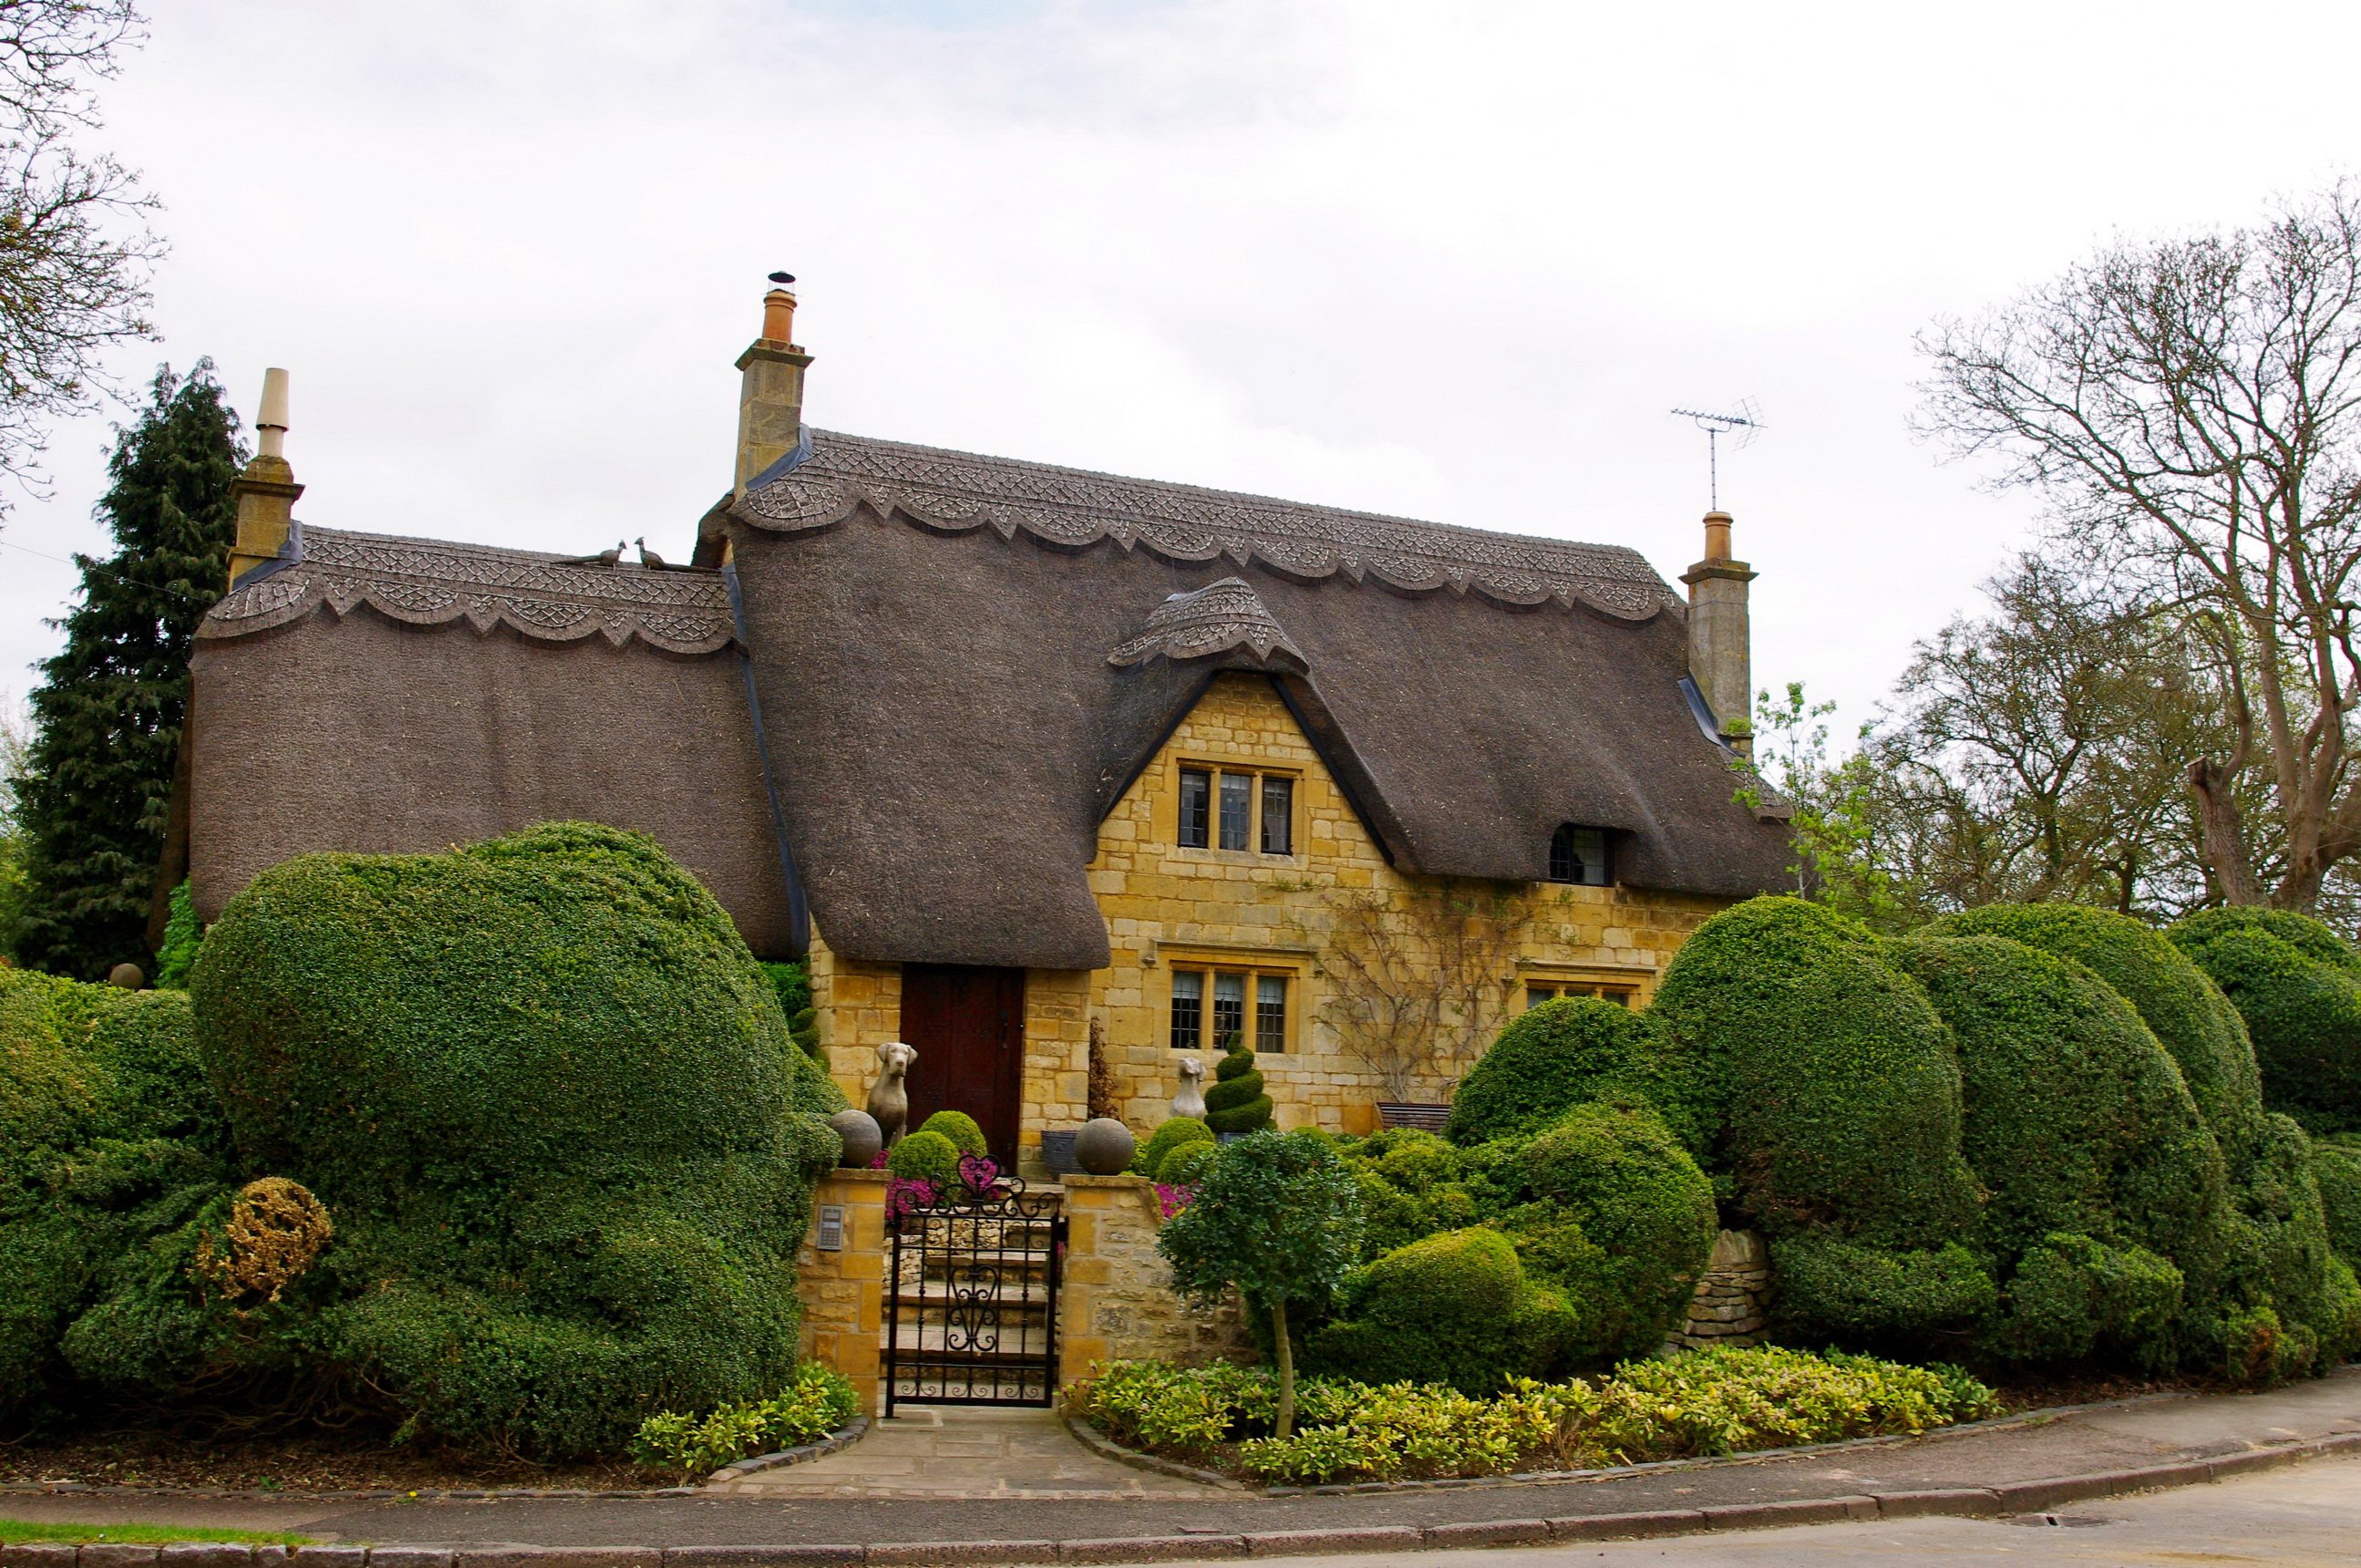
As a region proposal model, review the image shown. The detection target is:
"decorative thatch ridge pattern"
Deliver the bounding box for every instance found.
[737,429,1681,619]
[1108,577,1306,671]
[199,526,737,655]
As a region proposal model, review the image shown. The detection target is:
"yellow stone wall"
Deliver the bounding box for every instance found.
[811,670,1729,1160]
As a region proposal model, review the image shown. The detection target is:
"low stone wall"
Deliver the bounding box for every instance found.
[1665,1228,1770,1351]
[795,1171,1252,1416]
[1058,1175,1253,1379]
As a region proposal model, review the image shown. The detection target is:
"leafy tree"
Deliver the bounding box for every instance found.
[0,1,159,504]
[1734,682,1899,927]
[0,693,29,958]
[1917,181,2361,914]
[1158,1130,1362,1438]
[10,363,241,977]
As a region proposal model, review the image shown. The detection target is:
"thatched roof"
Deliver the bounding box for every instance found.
[189,526,802,956]
[721,429,1794,971]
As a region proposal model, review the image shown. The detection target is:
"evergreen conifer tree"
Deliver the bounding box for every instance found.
[10,362,242,977]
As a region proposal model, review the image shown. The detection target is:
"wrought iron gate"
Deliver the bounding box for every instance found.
[882,1169,1066,1413]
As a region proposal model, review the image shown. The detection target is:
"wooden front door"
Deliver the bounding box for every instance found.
[898,965,1026,1162]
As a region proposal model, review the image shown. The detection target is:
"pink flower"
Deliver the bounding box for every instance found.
[1155,1182,1195,1219]
[957,1153,1001,1196]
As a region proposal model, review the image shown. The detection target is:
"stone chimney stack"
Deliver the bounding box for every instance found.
[735,272,812,498]
[1680,510,1756,755]
[226,367,304,585]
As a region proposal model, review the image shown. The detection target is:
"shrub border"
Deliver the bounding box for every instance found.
[0,1431,2350,1563]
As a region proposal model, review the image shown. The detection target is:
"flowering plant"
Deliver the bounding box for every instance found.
[958,1152,1003,1197]
[886,1176,937,1219]
[1154,1182,1195,1219]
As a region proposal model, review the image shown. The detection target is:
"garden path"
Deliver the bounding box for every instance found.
[706,1406,1219,1500]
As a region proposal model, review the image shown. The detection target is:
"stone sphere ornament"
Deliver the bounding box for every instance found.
[829,1109,883,1169]
[1073,1117,1137,1176]
[107,963,144,990]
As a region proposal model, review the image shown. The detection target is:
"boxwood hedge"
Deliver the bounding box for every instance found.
[1885,933,2227,1363]
[2170,908,2361,1134]
[1644,897,1980,1250]
[179,822,842,1456]
[1301,1225,1578,1395]
[1444,997,1648,1147]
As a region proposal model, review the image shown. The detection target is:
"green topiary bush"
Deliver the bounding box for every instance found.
[1644,897,1980,1250]
[2170,908,2361,1134]
[1302,1226,1576,1395]
[1480,1103,1716,1365]
[916,1111,986,1157]
[1444,998,1649,1147]
[1204,1036,1274,1136]
[1334,1130,1478,1262]
[0,969,232,1411]
[1134,1117,1213,1178]
[1768,1234,1998,1347]
[2316,1140,2361,1269]
[1157,1140,1219,1187]
[886,1130,962,1185]
[185,821,842,1457]
[1998,1232,2184,1365]
[1884,933,2228,1364]
[1930,903,2263,1146]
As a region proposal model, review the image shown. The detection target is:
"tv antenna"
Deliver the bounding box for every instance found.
[1669,400,1765,511]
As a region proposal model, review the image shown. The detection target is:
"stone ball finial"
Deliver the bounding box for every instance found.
[829,1108,883,1168]
[107,963,145,990]
[1073,1117,1136,1176]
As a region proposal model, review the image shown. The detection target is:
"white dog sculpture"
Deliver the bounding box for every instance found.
[869,1040,917,1147]
[1173,1055,1208,1121]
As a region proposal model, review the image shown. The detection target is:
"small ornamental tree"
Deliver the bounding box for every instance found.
[1157,1130,1362,1438]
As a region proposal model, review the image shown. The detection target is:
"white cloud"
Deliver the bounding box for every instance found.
[5,0,2360,732]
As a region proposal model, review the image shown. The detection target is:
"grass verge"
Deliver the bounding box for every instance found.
[0,1522,317,1545]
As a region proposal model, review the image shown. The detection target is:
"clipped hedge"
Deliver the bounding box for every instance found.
[1335,1130,1478,1262]
[0,970,232,1410]
[2170,908,2361,1133]
[1133,1117,1213,1179]
[1302,1226,1576,1395]
[2315,1140,2361,1269]
[1486,1103,1716,1365]
[180,822,842,1456]
[1443,997,1648,1147]
[1930,904,2262,1147]
[1885,933,2227,1362]
[2000,1232,2183,1365]
[1768,1234,1997,1347]
[1644,898,1980,1249]
[916,1111,986,1157]
[1204,1038,1274,1136]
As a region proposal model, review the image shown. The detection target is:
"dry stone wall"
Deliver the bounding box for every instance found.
[1665,1229,1771,1351]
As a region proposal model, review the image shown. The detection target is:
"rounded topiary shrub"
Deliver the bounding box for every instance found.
[1998,1232,2184,1366]
[1885,933,2227,1363]
[1931,904,2263,1146]
[1644,897,1980,1250]
[916,1111,987,1157]
[1444,997,1649,1147]
[1768,1234,1997,1347]
[1336,1130,1479,1263]
[1156,1140,1219,1186]
[189,822,842,1457]
[886,1130,962,1186]
[1486,1102,1717,1365]
[1133,1117,1213,1177]
[2315,1140,2361,1269]
[1204,1038,1274,1135]
[0,970,232,1411]
[1302,1226,1576,1395]
[2170,908,2361,1134]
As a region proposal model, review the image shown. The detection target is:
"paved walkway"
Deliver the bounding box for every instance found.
[709,1407,1215,1499]
[1,1368,2355,1548]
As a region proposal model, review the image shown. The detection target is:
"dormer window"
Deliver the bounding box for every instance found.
[1549,824,1610,885]
[1177,763,1299,856]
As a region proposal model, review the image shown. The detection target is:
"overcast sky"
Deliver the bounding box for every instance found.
[5,0,2361,738]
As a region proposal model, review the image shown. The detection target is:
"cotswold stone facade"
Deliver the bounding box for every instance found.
[812,672,1728,1159]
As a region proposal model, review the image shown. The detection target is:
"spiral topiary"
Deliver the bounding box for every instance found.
[1203,1034,1274,1136]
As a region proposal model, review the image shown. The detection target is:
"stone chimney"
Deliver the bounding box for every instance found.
[734,273,812,498]
[226,367,304,585]
[1680,511,1756,755]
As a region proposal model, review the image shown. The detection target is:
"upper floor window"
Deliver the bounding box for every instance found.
[1178,765,1297,855]
[1525,979,1636,1009]
[1170,962,1292,1053]
[1548,824,1610,885]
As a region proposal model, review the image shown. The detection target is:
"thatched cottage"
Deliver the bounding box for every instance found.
[188,284,1791,1165]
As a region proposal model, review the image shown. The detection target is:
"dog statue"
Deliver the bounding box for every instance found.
[1173,1055,1208,1121]
[869,1040,917,1147]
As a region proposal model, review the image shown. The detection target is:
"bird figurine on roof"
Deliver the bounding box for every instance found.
[635,537,667,570]
[562,541,624,568]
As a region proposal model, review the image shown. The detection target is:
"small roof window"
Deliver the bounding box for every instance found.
[1549,824,1610,886]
